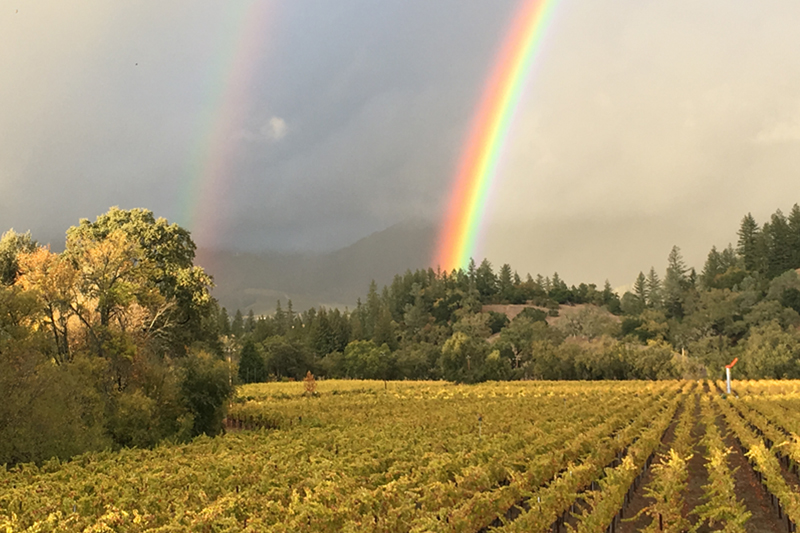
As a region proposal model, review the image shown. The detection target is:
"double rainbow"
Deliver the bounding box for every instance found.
[434,0,558,272]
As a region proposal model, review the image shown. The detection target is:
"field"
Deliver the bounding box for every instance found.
[4,380,800,532]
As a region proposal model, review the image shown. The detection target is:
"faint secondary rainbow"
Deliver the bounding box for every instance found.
[435,0,558,272]
[179,1,277,253]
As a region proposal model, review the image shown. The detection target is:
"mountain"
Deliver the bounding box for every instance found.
[197,219,437,314]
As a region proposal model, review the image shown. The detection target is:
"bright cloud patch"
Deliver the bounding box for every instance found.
[262,116,287,142]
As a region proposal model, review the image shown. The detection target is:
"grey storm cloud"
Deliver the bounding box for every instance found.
[3,0,800,288]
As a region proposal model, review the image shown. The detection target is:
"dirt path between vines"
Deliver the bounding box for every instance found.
[617,392,789,533]
[721,416,786,533]
[616,399,704,533]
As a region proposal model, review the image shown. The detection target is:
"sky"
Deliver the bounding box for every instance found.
[2,0,800,289]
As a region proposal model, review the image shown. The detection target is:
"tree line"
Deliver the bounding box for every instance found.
[227,205,800,386]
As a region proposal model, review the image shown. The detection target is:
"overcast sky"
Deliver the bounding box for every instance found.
[3,1,800,288]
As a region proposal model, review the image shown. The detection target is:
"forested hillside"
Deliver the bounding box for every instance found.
[226,205,800,385]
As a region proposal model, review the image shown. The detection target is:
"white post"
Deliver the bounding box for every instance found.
[726,366,731,394]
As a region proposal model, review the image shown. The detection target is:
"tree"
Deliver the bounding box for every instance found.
[663,246,688,318]
[700,246,722,289]
[620,292,645,316]
[237,340,265,383]
[15,247,77,363]
[365,280,380,339]
[764,210,794,278]
[263,337,308,379]
[789,204,800,268]
[646,267,662,309]
[737,213,761,273]
[231,309,244,337]
[602,280,621,314]
[498,316,539,368]
[180,351,234,436]
[64,208,213,352]
[245,309,256,333]
[475,259,498,300]
[498,263,515,303]
[218,307,231,336]
[0,229,37,285]
[633,272,648,304]
[439,331,488,383]
[373,307,397,350]
[343,340,393,379]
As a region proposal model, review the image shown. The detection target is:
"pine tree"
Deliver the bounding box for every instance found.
[789,204,800,268]
[498,263,514,302]
[467,258,477,284]
[245,309,256,334]
[719,244,737,271]
[701,246,722,289]
[633,272,648,304]
[274,300,286,336]
[602,280,621,313]
[238,340,265,383]
[365,281,380,339]
[219,307,231,337]
[765,209,793,277]
[286,299,295,329]
[663,246,688,318]
[231,309,244,337]
[737,213,761,272]
[646,267,662,309]
[475,259,498,300]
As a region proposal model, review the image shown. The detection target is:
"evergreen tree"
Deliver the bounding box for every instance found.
[475,259,498,300]
[286,299,295,332]
[765,209,793,277]
[237,340,264,383]
[789,204,800,268]
[498,263,514,303]
[700,246,722,289]
[245,309,256,334]
[218,307,231,337]
[663,246,688,318]
[373,307,397,350]
[328,308,351,354]
[273,300,286,336]
[646,267,662,309]
[549,272,570,303]
[351,298,366,340]
[719,244,738,271]
[633,272,647,304]
[365,280,380,339]
[231,309,244,337]
[737,213,761,272]
[602,280,622,314]
[310,307,334,357]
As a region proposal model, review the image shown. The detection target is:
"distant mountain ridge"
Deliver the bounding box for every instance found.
[198,219,437,314]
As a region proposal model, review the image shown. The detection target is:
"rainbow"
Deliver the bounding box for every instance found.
[179,1,277,252]
[434,0,559,272]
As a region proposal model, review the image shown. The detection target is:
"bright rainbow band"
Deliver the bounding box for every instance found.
[435,0,558,272]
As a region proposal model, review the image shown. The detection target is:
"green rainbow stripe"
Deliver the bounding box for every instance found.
[435,0,558,271]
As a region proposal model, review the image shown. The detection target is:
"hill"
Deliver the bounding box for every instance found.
[197,219,437,314]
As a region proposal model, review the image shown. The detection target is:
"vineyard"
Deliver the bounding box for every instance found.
[4,380,800,532]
